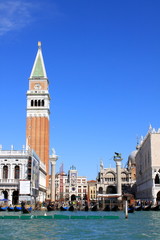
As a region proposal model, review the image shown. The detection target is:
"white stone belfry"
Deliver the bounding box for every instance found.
[114,153,123,199]
[50,148,58,201]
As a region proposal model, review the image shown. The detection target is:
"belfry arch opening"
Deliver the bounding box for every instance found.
[30,99,45,107]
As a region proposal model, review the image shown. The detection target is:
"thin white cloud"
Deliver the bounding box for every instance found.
[0,1,33,36]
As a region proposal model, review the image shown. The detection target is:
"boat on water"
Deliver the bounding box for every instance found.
[14,206,22,212]
[151,205,160,211]
[91,205,98,211]
[1,205,33,213]
[142,204,151,211]
[7,206,14,212]
[135,205,142,211]
[47,205,54,211]
[111,206,119,211]
[103,205,110,211]
[128,205,135,213]
[60,206,68,211]
[82,205,89,211]
[68,205,74,211]
[22,206,32,214]
[0,206,8,211]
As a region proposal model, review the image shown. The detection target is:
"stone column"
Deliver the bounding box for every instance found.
[0,165,2,179]
[8,189,12,202]
[9,164,12,180]
[20,164,23,179]
[114,153,123,199]
[49,149,58,202]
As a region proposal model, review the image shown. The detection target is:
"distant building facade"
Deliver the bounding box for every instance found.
[87,180,97,201]
[0,146,46,204]
[96,159,136,196]
[55,166,88,201]
[135,126,160,204]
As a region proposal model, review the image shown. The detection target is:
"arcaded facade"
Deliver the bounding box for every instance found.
[97,159,136,196]
[135,126,160,204]
[0,145,46,204]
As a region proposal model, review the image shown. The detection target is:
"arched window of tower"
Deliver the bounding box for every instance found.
[35,100,37,106]
[38,100,41,106]
[31,100,34,107]
[42,99,44,106]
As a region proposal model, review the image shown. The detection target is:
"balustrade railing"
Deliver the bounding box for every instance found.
[0,179,19,184]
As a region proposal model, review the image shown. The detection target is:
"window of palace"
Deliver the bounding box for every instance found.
[3,166,8,179]
[15,166,20,179]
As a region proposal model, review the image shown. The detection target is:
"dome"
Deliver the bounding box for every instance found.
[128,150,137,166]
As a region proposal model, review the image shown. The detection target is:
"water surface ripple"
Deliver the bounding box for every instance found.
[0,211,160,240]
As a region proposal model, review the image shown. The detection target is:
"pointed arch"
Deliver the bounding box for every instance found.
[155,174,160,184]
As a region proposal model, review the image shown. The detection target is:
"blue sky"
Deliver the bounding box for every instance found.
[0,0,160,180]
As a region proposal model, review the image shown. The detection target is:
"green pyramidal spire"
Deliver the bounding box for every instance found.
[30,42,47,78]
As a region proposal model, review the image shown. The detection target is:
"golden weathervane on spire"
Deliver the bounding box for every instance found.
[38,41,41,47]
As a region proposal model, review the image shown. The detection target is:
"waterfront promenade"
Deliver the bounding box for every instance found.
[0,211,159,239]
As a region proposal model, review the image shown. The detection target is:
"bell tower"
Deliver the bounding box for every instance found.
[26,42,50,187]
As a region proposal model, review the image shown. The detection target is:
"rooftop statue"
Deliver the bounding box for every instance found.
[51,148,56,155]
[114,152,122,159]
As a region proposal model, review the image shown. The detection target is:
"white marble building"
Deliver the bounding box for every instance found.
[135,126,160,204]
[0,145,46,204]
[97,158,136,196]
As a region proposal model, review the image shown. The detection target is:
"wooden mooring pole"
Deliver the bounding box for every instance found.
[125,200,128,219]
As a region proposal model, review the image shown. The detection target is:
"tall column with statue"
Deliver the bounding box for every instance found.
[50,148,58,202]
[114,152,123,199]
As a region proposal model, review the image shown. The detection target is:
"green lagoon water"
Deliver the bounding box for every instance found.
[0,211,160,240]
